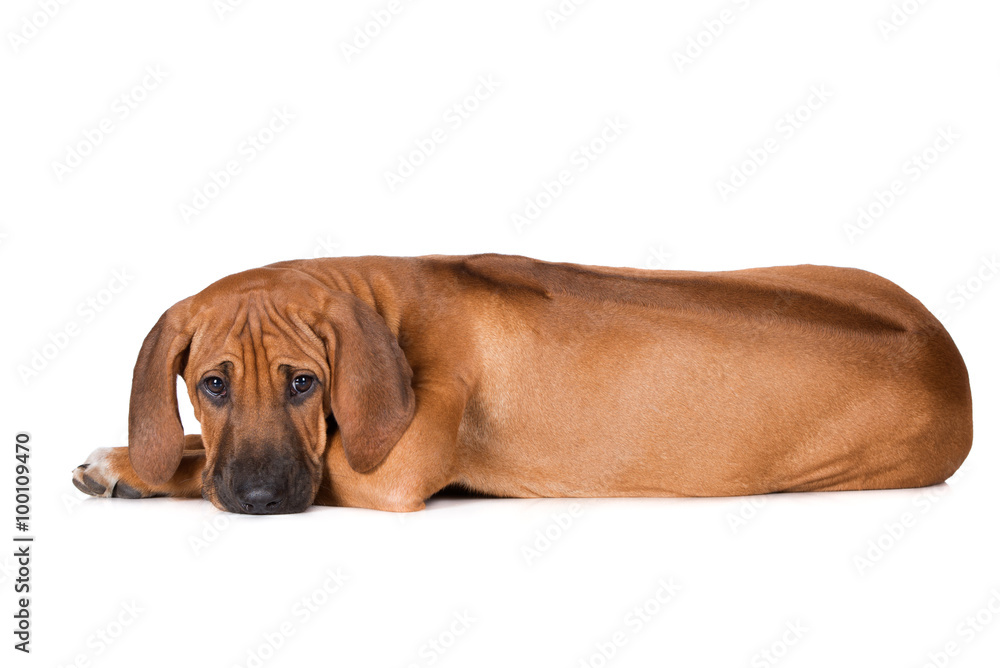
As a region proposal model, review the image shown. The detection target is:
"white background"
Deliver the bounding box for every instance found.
[2,1,999,666]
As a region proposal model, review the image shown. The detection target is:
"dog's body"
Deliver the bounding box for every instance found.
[73,254,973,513]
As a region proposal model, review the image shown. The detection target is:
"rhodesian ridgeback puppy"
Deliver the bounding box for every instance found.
[72,254,973,514]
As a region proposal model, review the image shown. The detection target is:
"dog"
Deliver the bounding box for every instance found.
[72,254,973,514]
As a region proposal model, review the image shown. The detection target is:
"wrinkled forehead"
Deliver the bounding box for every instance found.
[187,289,327,378]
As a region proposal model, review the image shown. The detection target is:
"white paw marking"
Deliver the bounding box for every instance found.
[73,447,118,497]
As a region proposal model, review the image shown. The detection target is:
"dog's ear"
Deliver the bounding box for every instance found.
[128,298,195,485]
[317,293,415,472]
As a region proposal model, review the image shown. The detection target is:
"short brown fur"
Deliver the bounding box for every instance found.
[73,255,973,513]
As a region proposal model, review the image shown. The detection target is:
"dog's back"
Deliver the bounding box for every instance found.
[404,255,974,497]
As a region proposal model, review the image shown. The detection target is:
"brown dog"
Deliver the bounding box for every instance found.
[72,254,973,514]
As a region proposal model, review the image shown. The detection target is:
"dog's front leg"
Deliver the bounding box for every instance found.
[319,381,469,512]
[72,434,206,499]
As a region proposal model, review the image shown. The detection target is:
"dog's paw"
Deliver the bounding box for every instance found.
[72,447,156,499]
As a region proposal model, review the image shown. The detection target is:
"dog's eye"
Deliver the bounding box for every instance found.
[203,376,226,397]
[291,375,314,395]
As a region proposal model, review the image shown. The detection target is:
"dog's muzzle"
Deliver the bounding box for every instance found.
[213,453,314,515]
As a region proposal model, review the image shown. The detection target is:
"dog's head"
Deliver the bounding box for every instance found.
[127,267,415,514]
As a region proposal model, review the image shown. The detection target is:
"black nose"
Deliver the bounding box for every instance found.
[235,484,285,514]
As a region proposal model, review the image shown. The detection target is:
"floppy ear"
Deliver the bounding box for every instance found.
[128,299,195,485]
[318,293,415,472]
